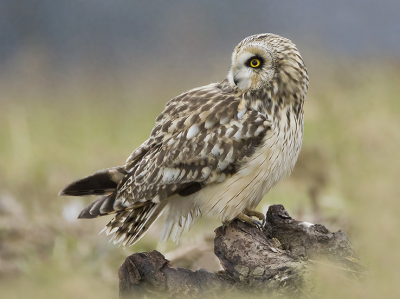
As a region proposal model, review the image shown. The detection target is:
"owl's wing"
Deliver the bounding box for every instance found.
[90,82,273,246]
[115,82,272,209]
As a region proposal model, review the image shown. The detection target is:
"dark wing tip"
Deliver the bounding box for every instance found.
[77,193,117,219]
[58,184,96,196]
[58,188,67,196]
[58,170,118,197]
[58,186,77,196]
[77,199,99,219]
[177,182,203,197]
[77,208,99,219]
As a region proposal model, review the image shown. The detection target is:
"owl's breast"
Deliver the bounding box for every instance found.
[197,104,303,221]
[259,105,303,192]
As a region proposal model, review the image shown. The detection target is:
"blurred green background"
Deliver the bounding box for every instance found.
[1,1,400,298]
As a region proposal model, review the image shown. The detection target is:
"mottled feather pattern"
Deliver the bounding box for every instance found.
[115,82,271,209]
[59,33,309,246]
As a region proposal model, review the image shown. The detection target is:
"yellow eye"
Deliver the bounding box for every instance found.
[250,58,261,68]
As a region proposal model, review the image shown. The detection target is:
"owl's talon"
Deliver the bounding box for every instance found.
[252,219,262,229]
[242,208,266,230]
[261,215,267,228]
[235,213,259,228]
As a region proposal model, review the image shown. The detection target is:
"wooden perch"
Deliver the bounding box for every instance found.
[118,204,365,298]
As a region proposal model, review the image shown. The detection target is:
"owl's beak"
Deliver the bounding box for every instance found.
[233,76,240,86]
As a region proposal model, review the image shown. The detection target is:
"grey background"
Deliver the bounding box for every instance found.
[1,1,399,71]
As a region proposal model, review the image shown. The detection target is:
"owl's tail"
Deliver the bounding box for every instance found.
[103,202,167,247]
[60,167,165,246]
[59,167,127,218]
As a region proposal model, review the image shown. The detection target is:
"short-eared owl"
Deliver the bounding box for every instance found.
[60,33,309,247]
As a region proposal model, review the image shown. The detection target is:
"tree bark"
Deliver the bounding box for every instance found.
[119,204,365,298]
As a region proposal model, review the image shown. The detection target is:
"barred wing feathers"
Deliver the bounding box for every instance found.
[116,83,271,207]
[103,82,272,246]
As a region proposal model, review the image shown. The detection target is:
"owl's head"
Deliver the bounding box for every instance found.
[227,33,308,97]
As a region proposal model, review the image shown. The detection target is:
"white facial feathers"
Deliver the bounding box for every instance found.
[228,43,274,91]
[227,33,307,96]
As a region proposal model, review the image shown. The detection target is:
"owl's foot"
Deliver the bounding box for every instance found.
[243,208,266,228]
[222,215,260,231]
[222,209,266,232]
[236,213,263,229]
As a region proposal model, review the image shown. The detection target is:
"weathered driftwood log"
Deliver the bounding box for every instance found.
[119,204,365,298]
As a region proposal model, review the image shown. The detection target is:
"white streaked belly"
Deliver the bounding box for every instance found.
[197,112,302,222]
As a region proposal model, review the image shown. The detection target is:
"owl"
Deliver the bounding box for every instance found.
[60,33,309,247]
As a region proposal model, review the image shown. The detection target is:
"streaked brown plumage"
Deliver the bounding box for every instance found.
[59,33,309,247]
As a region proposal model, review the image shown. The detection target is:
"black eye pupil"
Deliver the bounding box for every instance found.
[247,57,262,68]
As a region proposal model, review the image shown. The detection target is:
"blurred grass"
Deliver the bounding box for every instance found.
[0,58,400,298]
